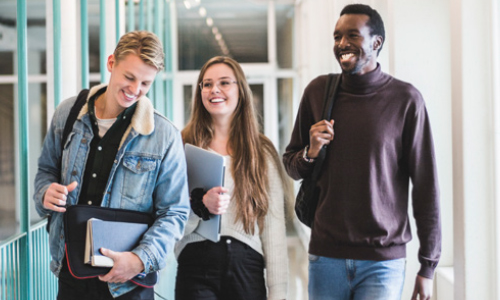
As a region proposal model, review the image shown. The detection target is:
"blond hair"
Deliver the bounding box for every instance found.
[113,31,165,71]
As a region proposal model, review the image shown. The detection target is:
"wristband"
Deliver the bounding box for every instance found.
[302,145,316,163]
[190,188,211,221]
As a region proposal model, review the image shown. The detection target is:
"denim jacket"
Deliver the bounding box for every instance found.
[33,84,190,297]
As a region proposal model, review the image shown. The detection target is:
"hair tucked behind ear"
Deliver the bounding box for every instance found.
[183,56,292,234]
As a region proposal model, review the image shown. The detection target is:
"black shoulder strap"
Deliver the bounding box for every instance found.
[322,74,341,121]
[61,89,89,152]
[49,89,89,233]
[310,73,341,178]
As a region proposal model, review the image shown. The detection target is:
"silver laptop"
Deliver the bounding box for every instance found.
[184,143,226,242]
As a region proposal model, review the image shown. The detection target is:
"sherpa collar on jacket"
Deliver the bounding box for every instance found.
[77,83,155,136]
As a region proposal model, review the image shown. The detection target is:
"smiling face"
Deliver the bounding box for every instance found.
[333,14,383,75]
[106,53,158,114]
[200,63,239,122]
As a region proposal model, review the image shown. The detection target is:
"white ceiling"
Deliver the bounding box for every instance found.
[0,0,294,68]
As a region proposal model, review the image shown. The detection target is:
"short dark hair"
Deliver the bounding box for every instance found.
[340,4,385,54]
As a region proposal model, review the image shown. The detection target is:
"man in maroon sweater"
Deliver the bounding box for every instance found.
[283,4,440,300]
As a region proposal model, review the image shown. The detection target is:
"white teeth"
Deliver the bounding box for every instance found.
[341,53,354,60]
[124,92,136,99]
[210,99,224,103]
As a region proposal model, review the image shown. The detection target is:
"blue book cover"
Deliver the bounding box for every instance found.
[84,218,148,267]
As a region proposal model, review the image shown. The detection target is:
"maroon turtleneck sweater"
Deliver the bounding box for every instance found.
[283,65,441,278]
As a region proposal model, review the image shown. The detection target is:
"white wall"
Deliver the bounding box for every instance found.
[295,1,454,299]
[451,0,499,299]
[389,0,453,298]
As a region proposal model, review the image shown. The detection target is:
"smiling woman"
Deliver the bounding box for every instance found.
[178,56,291,300]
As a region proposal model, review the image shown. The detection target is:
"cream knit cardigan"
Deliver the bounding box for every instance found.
[175,153,289,300]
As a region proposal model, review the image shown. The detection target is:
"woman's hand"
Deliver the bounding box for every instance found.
[203,186,230,215]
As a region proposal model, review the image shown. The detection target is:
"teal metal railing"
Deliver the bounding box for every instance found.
[81,0,90,89]
[1,1,177,299]
[100,0,107,83]
[164,0,174,120]
[0,235,21,300]
[17,0,32,298]
[30,222,58,300]
[0,234,22,300]
[128,0,135,32]
[53,0,62,106]
[0,221,56,300]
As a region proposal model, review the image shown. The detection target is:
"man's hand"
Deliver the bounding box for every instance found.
[308,119,335,158]
[98,249,145,283]
[411,275,434,300]
[203,186,230,215]
[43,181,78,213]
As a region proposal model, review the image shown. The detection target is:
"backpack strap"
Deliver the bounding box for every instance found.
[312,73,341,171]
[48,89,89,233]
[61,89,89,152]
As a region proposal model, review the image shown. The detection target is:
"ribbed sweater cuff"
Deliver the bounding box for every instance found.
[418,264,436,279]
[267,283,288,300]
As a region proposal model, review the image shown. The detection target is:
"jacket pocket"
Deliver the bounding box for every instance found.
[121,154,158,200]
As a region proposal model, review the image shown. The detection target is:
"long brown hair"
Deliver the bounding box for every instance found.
[183,56,289,234]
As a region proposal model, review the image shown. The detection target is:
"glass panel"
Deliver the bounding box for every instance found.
[0,83,16,240]
[0,0,16,76]
[183,84,193,126]
[276,4,294,69]
[249,84,264,133]
[89,0,101,74]
[90,81,101,89]
[27,0,47,75]
[277,78,294,154]
[29,82,47,225]
[27,0,48,224]
[0,53,14,75]
[0,1,17,76]
[177,0,268,70]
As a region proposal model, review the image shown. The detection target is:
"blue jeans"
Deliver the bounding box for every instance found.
[308,255,406,300]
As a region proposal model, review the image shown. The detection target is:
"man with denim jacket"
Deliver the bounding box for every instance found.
[33,31,189,299]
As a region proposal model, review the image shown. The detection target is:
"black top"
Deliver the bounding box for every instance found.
[78,87,137,206]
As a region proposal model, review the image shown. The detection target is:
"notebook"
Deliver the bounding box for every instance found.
[84,218,148,267]
[185,143,226,242]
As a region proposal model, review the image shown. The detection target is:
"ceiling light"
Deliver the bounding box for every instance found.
[199,7,207,17]
[206,17,213,26]
[183,0,200,9]
[212,27,219,35]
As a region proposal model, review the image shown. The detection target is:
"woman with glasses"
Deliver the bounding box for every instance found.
[175,56,290,300]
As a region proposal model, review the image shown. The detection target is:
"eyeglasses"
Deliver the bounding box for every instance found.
[199,79,237,92]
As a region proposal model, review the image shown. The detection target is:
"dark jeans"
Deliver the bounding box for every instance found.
[57,257,154,300]
[175,236,266,300]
